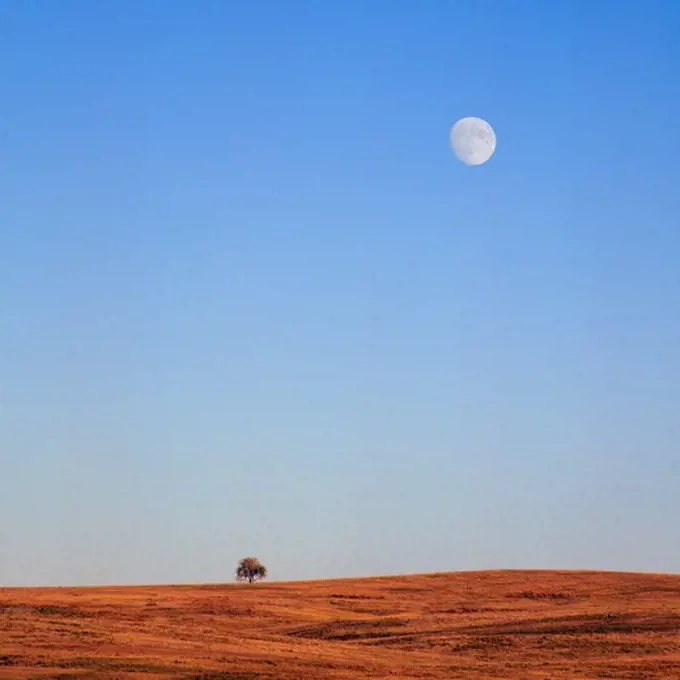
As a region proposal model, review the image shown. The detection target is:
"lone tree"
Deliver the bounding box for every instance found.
[235,556,267,584]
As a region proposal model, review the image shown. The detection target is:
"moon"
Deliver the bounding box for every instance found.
[450,117,496,166]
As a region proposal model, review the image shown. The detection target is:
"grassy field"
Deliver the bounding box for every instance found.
[1,569,679,679]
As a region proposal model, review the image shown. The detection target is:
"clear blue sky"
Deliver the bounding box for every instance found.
[1,0,679,587]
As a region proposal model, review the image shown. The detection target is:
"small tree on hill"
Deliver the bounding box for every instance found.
[236,556,267,584]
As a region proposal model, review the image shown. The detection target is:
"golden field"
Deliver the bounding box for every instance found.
[1,570,679,679]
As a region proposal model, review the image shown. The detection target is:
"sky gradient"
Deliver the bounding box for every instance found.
[2,0,679,586]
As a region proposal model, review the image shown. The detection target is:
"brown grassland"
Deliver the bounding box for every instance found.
[1,570,679,679]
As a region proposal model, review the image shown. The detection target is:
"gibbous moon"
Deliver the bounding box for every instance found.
[450,117,496,166]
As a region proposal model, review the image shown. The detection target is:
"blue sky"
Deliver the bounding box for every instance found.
[1,0,679,586]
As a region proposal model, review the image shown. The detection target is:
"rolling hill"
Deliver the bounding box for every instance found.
[1,569,679,678]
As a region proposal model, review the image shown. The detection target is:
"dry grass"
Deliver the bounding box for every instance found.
[1,569,679,678]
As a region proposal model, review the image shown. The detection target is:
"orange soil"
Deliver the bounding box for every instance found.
[1,570,679,679]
